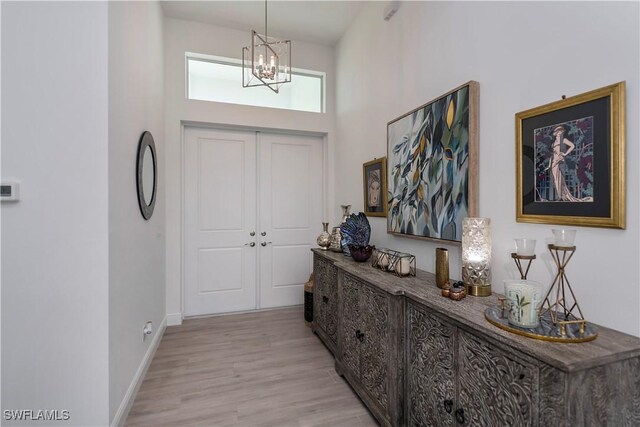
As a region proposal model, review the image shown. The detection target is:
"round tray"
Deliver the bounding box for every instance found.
[484,306,598,343]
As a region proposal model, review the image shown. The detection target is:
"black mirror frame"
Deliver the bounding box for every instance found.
[136,131,157,220]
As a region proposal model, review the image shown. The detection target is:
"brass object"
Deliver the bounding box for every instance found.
[449,287,466,301]
[515,81,625,229]
[485,306,597,343]
[435,248,449,288]
[559,320,587,337]
[441,282,451,298]
[511,253,536,280]
[539,244,585,325]
[467,284,492,297]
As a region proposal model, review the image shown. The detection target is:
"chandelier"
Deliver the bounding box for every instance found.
[242,0,291,93]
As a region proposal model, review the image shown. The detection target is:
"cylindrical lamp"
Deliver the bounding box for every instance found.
[462,217,492,297]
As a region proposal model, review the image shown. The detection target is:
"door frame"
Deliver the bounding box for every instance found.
[180,122,328,320]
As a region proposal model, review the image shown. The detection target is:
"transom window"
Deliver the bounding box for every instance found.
[187,54,325,113]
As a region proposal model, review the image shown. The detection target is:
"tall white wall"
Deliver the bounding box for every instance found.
[1,2,110,425]
[108,1,165,424]
[163,18,336,325]
[335,1,640,336]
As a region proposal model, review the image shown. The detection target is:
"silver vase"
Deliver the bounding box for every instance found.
[341,204,351,223]
[329,227,343,252]
[316,222,331,250]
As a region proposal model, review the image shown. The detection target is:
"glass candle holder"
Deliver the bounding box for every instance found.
[514,238,536,256]
[504,279,544,328]
[552,229,576,247]
[462,217,492,296]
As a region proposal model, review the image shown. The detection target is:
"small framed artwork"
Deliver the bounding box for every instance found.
[516,82,626,229]
[387,81,479,242]
[363,157,387,217]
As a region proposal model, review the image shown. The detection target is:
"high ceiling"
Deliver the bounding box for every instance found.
[161,1,367,46]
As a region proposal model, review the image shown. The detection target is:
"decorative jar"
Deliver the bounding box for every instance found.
[504,279,544,328]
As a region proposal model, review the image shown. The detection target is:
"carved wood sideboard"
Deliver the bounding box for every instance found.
[311,249,640,427]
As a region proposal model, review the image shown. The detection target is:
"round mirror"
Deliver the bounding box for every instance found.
[136,131,157,220]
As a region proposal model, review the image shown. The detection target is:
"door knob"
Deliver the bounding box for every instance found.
[245,242,256,247]
[443,399,453,414]
[261,242,272,247]
[261,231,267,236]
[455,408,465,424]
[250,231,256,236]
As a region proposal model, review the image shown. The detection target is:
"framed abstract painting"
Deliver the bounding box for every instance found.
[363,157,387,217]
[387,81,479,243]
[516,82,625,229]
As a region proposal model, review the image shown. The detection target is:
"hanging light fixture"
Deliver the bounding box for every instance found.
[242,0,291,93]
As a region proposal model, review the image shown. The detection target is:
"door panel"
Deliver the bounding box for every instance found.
[184,128,257,316]
[258,133,324,308]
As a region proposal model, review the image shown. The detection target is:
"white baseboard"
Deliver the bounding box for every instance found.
[111,315,167,427]
[166,312,183,326]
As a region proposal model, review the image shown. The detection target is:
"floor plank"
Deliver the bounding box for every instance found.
[126,307,377,427]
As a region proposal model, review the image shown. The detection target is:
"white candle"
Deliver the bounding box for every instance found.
[379,252,389,269]
[504,280,543,328]
[395,256,411,276]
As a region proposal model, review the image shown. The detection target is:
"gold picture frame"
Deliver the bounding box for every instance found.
[363,157,387,217]
[515,81,625,229]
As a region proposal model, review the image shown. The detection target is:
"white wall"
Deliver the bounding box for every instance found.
[108,1,165,424]
[163,18,336,324]
[1,2,110,425]
[335,1,640,336]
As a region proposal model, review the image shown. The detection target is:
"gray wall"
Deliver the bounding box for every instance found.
[1,2,110,425]
[108,1,166,423]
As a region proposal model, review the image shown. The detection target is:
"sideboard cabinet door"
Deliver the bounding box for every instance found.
[341,273,361,378]
[313,256,338,353]
[360,283,390,412]
[324,263,338,343]
[406,301,455,427]
[312,257,326,333]
[457,330,538,426]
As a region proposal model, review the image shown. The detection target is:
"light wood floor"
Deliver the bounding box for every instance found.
[126,307,377,427]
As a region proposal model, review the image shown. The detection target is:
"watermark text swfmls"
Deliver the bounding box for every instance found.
[4,410,70,421]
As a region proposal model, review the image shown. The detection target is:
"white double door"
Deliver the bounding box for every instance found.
[184,127,323,316]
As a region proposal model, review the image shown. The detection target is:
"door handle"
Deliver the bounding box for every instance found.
[455,408,465,424]
[261,231,267,236]
[250,231,256,236]
[261,241,272,247]
[245,242,256,247]
[443,399,453,414]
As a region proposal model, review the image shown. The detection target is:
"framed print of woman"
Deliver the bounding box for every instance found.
[362,157,387,217]
[516,81,625,229]
[537,121,594,203]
